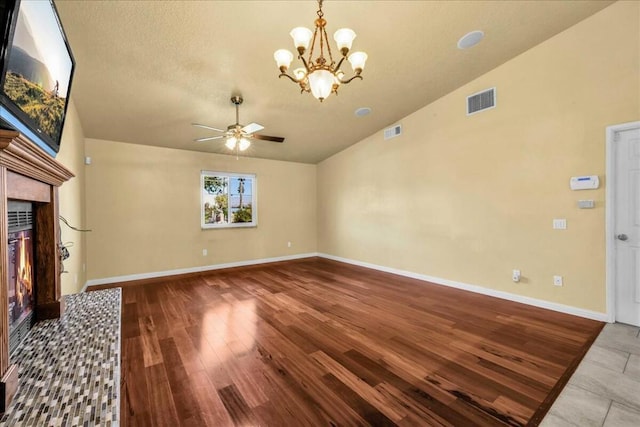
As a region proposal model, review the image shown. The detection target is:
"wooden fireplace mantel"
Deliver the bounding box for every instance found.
[0,130,73,186]
[0,129,74,412]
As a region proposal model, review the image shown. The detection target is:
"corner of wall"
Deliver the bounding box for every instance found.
[55,99,88,295]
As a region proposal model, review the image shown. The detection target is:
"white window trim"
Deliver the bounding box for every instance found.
[201,170,257,229]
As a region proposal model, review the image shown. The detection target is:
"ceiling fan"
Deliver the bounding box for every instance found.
[192,96,285,151]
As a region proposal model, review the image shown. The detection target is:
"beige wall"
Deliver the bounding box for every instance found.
[317,1,639,314]
[84,139,316,280]
[56,100,88,294]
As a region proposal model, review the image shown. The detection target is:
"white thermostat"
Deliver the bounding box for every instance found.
[570,175,599,190]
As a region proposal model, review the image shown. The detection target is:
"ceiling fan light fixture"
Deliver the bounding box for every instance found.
[274,0,367,102]
[238,138,251,151]
[192,96,286,151]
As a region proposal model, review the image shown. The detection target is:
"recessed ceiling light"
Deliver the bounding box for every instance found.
[355,107,372,117]
[457,30,484,49]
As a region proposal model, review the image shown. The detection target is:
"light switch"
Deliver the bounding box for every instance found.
[578,200,595,209]
[553,219,567,229]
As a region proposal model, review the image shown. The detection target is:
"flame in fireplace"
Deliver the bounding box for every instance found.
[15,234,33,308]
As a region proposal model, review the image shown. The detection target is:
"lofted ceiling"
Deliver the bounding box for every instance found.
[55,0,614,164]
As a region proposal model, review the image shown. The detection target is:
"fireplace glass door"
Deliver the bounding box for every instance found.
[7,200,34,355]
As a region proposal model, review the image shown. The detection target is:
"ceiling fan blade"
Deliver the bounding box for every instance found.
[242,122,264,134]
[192,123,225,132]
[194,136,225,142]
[252,134,285,143]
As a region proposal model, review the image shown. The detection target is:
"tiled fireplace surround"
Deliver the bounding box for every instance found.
[0,129,74,413]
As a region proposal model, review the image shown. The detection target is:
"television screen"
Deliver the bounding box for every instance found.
[0,0,75,155]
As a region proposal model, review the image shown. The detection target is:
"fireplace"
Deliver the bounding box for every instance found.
[0,129,74,413]
[7,201,34,355]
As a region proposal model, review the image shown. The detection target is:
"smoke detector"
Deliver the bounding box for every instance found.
[458,31,484,49]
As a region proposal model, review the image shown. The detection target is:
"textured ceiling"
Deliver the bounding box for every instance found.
[55,0,613,164]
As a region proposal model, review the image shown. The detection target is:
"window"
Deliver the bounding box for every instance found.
[201,171,257,228]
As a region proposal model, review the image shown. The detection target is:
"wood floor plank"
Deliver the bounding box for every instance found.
[138,315,163,367]
[121,336,152,427]
[217,384,259,426]
[117,257,603,426]
[188,373,234,427]
[311,350,408,423]
[144,363,180,427]
[157,337,206,426]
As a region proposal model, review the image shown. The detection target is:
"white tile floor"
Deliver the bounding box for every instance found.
[541,323,640,427]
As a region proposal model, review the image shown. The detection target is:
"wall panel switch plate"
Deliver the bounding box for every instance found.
[578,200,595,209]
[553,219,567,229]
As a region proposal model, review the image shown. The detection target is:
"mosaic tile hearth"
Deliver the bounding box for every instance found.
[1,288,121,427]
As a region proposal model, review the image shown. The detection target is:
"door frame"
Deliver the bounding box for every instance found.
[606,120,640,323]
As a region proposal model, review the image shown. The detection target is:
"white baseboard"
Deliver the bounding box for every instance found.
[85,252,319,287]
[84,251,608,322]
[317,253,608,322]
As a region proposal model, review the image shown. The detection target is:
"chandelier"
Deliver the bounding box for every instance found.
[273,0,368,102]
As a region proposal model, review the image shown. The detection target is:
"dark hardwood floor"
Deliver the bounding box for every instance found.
[117,257,603,426]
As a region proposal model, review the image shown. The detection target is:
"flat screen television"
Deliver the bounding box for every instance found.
[0,0,75,156]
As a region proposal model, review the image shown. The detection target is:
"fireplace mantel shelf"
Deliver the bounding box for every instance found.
[0,130,74,186]
[0,128,74,413]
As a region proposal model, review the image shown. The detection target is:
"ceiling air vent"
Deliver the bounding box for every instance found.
[467,87,496,115]
[384,124,402,140]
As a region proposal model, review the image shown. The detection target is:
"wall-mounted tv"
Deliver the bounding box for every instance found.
[0,0,75,156]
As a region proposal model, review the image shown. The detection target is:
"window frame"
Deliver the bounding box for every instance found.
[201,170,257,229]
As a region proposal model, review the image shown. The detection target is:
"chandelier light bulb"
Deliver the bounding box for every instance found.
[274,49,294,71]
[348,51,368,72]
[308,69,334,101]
[225,137,237,150]
[333,28,356,54]
[293,68,307,81]
[238,138,251,151]
[290,27,313,53]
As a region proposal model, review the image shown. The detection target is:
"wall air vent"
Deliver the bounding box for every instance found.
[467,87,496,115]
[384,124,402,140]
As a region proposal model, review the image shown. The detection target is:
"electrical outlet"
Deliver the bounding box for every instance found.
[553,275,563,286]
[202,249,208,256]
[553,219,567,229]
[512,269,521,283]
[287,241,292,248]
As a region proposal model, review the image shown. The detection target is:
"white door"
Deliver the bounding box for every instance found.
[615,126,640,326]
